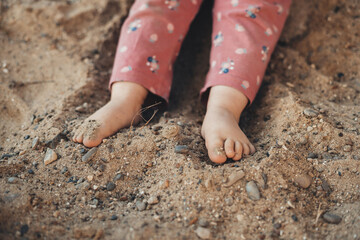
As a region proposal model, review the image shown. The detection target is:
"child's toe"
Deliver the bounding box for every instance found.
[249,144,256,155]
[233,141,243,161]
[242,142,250,155]
[224,139,236,158]
[206,138,227,164]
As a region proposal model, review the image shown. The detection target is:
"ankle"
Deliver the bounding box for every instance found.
[110,82,148,102]
[206,86,248,120]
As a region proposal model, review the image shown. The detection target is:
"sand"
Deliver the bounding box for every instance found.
[0,0,359,239]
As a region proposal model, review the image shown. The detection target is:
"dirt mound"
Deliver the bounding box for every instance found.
[0,0,359,239]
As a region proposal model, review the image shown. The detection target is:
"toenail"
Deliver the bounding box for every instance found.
[214,147,225,156]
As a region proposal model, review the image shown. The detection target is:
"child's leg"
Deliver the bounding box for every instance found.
[201,0,291,163]
[73,0,203,147]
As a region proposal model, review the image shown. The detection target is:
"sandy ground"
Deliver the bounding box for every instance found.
[0,0,359,239]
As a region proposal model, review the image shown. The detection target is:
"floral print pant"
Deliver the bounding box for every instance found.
[109,0,291,104]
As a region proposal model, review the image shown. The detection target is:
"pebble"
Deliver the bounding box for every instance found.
[246,181,261,200]
[8,177,18,184]
[75,102,89,113]
[198,218,209,227]
[294,174,312,188]
[174,145,189,154]
[60,166,68,174]
[162,125,180,139]
[344,137,353,146]
[82,147,98,162]
[308,152,318,158]
[76,181,90,191]
[204,178,214,189]
[20,224,29,236]
[299,136,308,145]
[343,145,352,152]
[136,200,147,211]
[110,215,118,220]
[225,197,234,206]
[28,169,34,174]
[44,148,58,165]
[106,182,116,191]
[303,108,318,117]
[87,175,94,181]
[323,212,342,224]
[24,135,30,140]
[147,196,159,205]
[113,173,123,181]
[195,227,211,239]
[224,171,245,187]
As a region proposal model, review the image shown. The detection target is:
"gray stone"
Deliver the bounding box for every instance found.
[147,196,159,205]
[246,181,260,200]
[136,200,147,211]
[225,197,234,206]
[7,177,18,184]
[82,147,98,162]
[198,218,209,227]
[44,148,58,165]
[31,137,40,149]
[323,212,342,224]
[76,181,90,191]
[113,173,123,181]
[223,171,245,187]
[174,145,189,154]
[303,108,318,117]
[106,182,116,191]
[343,145,352,152]
[195,227,211,239]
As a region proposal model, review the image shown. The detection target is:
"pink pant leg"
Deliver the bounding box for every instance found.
[201,0,291,104]
[109,0,203,102]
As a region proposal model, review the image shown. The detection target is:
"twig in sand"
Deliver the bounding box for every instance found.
[314,203,323,224]
[129,102,161,131]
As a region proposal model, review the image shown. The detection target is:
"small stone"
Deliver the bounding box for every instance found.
[106,182,116,191]
[8,177,18,184]
[225,197,234,206]
[299,136,308,145]
[344,137,353,146]
[24,135,30,140]
[28,169,35,174]
[303,109,318,117]
[20,224,29,236]
[246,181,261,200]
[76,181,90,191]
[162,125,180,139]
[60,166,68,174]
[291,214,298,222]
[223,170,245,187]
[204,178,213,189]
[294,174,312,188]
[323,212,342,224]
[147,196,159,205]
[75,102,89,113]
[307,152,318,159]
[81,147,98,162]
[87,175,94,181]
[110,215,118,220]
[44,148,58,165]
[113,173,123,181]
[198,218,209,227]
[195,227,211,239]
[136,200,147,211]
[343,145,352,152]
[53,210,60,218]
[175,145,189,154]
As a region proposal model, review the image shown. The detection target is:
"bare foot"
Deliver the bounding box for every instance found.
[201,86,256,164]
[72,82,148,147]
